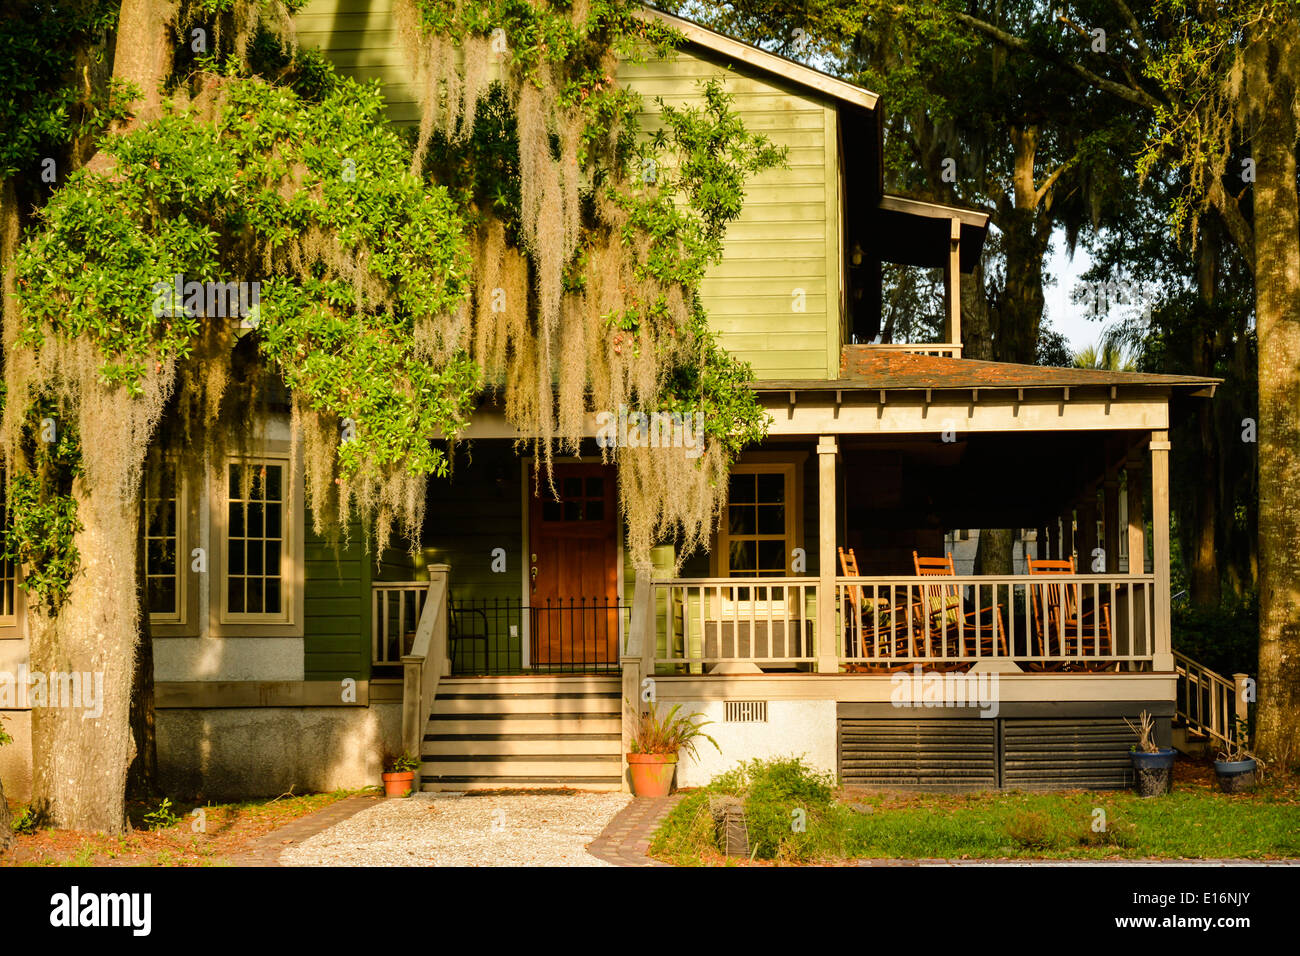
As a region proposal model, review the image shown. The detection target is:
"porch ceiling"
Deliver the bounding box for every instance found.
[839,430,1136,530]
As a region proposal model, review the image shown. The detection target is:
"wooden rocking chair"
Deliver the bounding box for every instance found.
[1027,557,1115,671]
[911,551,1008,666]
[838,546,916,671]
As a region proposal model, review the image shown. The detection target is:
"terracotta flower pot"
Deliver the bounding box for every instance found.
[382,770,415,798]
[627,753,677,797]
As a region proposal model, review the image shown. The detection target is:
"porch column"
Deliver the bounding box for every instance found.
[1078,492,1098,572]
[1036,524,1049,561]
[1104,469,1121,574]
[943,218,962,347]
[1126,455,1147,573]
[620,572,654,792]
[817,435,839,673]
[1150,431,1173,670]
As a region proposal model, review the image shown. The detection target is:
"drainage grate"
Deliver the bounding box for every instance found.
[724,700,768,723]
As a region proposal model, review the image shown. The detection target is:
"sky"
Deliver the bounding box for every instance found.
[1043,233,1106,356]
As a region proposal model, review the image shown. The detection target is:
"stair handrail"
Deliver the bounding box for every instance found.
[1172,649,1243,751]
[401,564,451,762]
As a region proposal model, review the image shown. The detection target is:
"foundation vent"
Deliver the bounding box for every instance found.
[724,700,768,723]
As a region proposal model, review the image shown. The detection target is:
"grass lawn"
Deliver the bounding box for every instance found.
[2,789,370,866]
[651,758,1300,865]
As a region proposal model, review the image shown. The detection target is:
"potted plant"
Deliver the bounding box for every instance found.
[1215,719,1263,793]
[381,751,419,798]
[626,703,719,797]
[1125,710,1175,797]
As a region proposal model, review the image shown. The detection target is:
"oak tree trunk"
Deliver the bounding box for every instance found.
[1249,22,1300,767]
[1190,234,1222,607]
[22,0,179,833]
[28,474,144,833]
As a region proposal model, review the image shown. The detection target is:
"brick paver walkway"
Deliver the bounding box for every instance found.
[586,794,683,866]
[228,794,382,866]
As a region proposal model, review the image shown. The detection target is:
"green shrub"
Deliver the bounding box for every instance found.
[143,797,180,831]
[1003,811,1065,850]
[652,756,847,863]
[12,805,39,834]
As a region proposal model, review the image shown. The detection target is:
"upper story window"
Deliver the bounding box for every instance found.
[719,464,798,577]
[222,459,288,621]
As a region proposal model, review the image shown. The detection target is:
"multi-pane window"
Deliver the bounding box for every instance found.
[144,465,181,620]
[724,469,791,577]
[541,474,607,523]
[225,461,285,617]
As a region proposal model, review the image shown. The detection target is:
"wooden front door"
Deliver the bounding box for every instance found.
[528,463,620,667]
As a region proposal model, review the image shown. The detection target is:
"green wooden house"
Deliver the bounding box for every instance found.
[0,4,1237,803]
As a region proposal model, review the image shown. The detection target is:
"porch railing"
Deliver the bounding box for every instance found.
[400,565,450,762]
[864,342,963,359]
[1173,651,1242,750]
[645,573,1160,671]
[838,574,1157,669]
[441,596,628,675]
[651,578,820,669]
[373,582,429,666]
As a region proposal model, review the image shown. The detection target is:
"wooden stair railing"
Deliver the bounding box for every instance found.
[1173,650,1245,752]
[401,564,451,765]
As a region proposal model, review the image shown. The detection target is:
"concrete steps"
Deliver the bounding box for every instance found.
[420,676,624,791]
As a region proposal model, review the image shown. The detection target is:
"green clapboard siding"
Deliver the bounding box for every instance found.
[303,516,370,681]
[423,443,524,604]
[295,0,843,380]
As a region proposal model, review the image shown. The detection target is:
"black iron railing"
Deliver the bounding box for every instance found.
[529,597,628,674]
[448,597,628,675]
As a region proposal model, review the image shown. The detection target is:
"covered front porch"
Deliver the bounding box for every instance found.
[379,350,1215,789]
[642,423,1172,676]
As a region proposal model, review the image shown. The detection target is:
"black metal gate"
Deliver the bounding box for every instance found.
[449,597,628,675]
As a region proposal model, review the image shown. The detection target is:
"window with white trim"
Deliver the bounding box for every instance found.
[145,463,183,623]
[222,459,288,620]
[719,464,797,577]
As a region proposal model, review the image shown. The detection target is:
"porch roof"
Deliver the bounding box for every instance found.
[750,348,1220,396]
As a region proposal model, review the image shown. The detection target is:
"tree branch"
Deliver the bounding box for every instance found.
[1207,178,1257,274]
[949,10,1164,111]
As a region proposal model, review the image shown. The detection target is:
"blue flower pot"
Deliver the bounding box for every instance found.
[1130,747,1175,796]
[1214,758,1257,793]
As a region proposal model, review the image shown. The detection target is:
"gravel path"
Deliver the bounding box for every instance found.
[279,791,633,867]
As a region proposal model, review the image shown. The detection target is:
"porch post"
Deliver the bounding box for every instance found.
[1104,469,1121,574]
[943,218,962,347]
[620,572,654,792]
[817,435,839,673]
[1126,454,1147,574]
[1036,525,1049,561]
[1150,431,1173,670]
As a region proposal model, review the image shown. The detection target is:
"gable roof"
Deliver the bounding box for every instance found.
[638,6,880,112]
